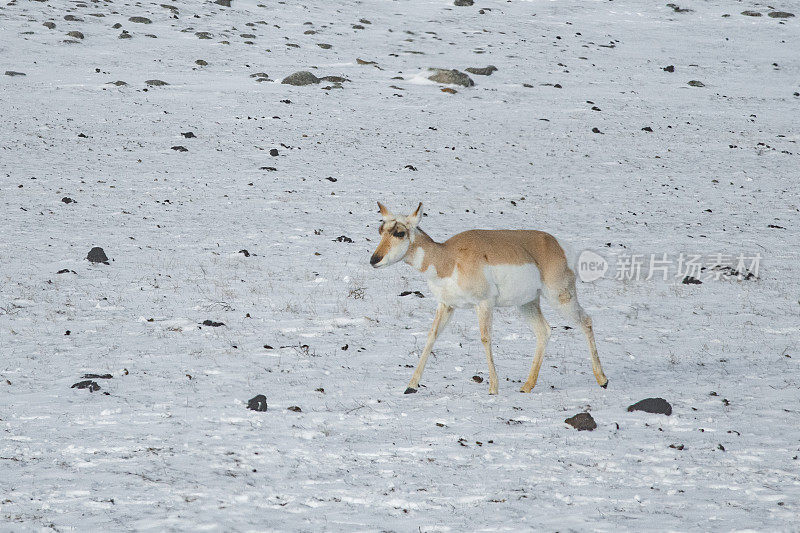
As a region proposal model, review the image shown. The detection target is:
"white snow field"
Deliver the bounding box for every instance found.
[2,0,799,530]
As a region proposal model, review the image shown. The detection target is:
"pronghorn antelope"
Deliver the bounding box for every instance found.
[370,202,608,395]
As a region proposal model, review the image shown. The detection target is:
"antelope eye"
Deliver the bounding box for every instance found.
[394,231,406,238]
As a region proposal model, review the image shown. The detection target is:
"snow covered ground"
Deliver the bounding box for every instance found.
[2,0,799,530]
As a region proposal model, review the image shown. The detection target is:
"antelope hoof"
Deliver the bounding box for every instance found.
[520,382,534,393]
[600,379,609,389]
[404,387,417,395]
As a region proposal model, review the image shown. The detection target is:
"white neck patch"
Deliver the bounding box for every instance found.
[410,247,425,271]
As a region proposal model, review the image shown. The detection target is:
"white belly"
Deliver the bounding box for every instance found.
[484,263,542,307]
[425,263,542,308]
[426,269,479,308]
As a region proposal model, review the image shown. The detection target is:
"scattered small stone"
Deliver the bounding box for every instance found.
[83,373,113,379]
[287,405,302,412]
[666,3,693,13]
[356,58,378,65]
[238,249,250,257]
[454,0,474,5]
[768,11,795,18]
[119,32,132,39]
[57,269,73,274]
[398,290,424,298]
[669,444,685,450]
[352,24,365,30]
[317,43,332,49]
[688,80,705,87]
[129,16,152,24]
[264,345,274,349]
[404,165,417,171]
[112,23,122,29]
[260,166,277,171]
[465,65,497,76]
[5,71,26,77]
[71,380,100,392]
[146,79,169,86]
[663,65,675,72]
[64,15,83,22]
[642,126,653,132]
[201,320,225,327]
[195,59,208,66]
[43,21,56,29]
[215,0,232,6]
[87,247,109,264]
[108,80,127,86]
[592,127,603,134]
[741,10,762,17]
[441,87,457,94]
[627,398,672,415]
[195,32,213,39]
[181,132,196,138]
[472,375,484,383]
[269,148,279,156]
[320,76,349,83]
[247,394,268,411]
[62,197,75,204]
[66,30,84,39]
[682,275,702,285]
[281,71,320,86]
[334,235,353,243]
[565,412,597,431]
[428,68,474,87]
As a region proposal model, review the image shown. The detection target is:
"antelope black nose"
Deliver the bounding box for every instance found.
[370,254,381,266]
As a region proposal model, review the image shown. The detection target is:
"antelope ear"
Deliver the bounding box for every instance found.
[377,201,392,220]
[408,202,423,227]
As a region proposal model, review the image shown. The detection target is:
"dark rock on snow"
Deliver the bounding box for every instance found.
[87,247,109,264]
[247,394,268,411]
[466,65,497,76]
[428,68,474,87]
[627,397,672,415]
[565,412,597,431]
[281,71,320,86]
[72,380,101,392]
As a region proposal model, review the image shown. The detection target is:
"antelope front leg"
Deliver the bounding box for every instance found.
[405,303,454,394]
[477,301,499,395]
